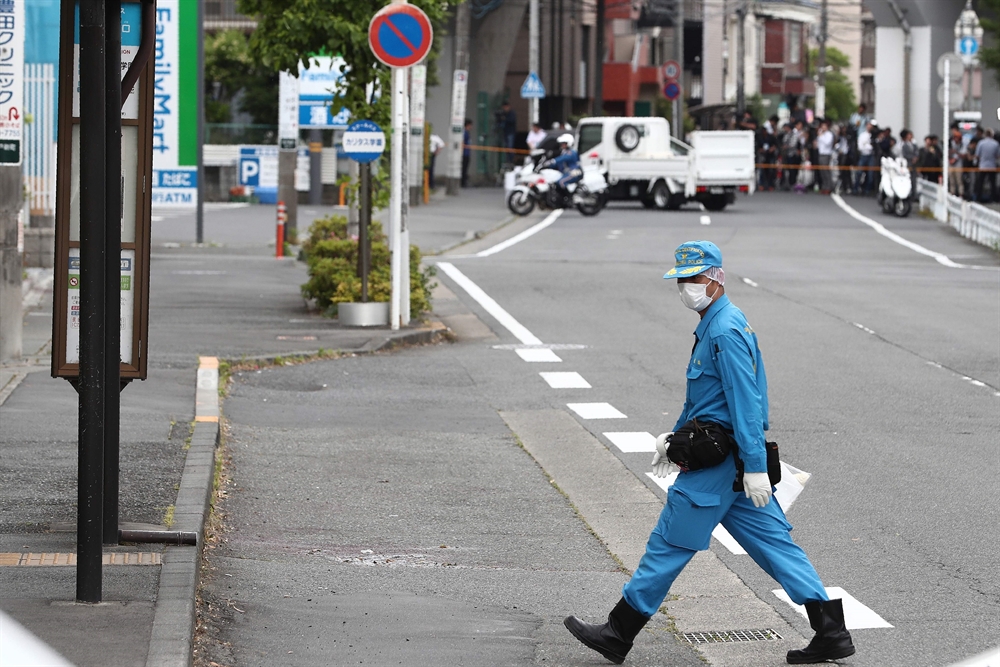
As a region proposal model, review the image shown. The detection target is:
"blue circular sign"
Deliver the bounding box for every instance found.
[664,81,681,101]
[369,4,433,68]
[342,120,386,164]
[960,36,979,56]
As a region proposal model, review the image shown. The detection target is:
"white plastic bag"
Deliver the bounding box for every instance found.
[774,461,811,512]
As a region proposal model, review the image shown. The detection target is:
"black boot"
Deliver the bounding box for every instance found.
[564,597,649,665]
[786,598,856,664]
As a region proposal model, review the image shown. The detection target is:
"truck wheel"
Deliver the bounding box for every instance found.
[651,181,671,209]
[615,124,641,153]
[703,195,727,211]
[640,198,656,209]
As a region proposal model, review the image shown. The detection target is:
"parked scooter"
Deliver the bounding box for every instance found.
[506,159,608,217]
[877,156,912,217]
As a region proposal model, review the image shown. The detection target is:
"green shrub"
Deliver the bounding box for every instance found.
[300,214,434,320]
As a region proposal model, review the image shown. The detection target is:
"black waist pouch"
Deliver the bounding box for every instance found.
[666,419,735,472]
[732,441,782,492]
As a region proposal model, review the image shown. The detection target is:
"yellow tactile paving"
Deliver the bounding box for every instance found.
[0,552,161,566]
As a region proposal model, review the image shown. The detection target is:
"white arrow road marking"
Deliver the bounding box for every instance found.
[516,348,562,362]
[948,646,1000,667]
[540,372,591,388]
[475,209,564,257]
[567,402,627,419]
[437,262,542,345]
[773,587,894,629]
[604,432,657,453]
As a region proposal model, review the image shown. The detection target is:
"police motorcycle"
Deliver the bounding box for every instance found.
[876,156,912,217]
[507,133,608,217]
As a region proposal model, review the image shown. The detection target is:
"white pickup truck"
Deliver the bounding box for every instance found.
[576,117,755,211]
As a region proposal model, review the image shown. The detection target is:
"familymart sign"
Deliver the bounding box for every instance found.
[151,0,198,206]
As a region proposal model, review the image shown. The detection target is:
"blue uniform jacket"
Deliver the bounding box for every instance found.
[551,149,579,172]
[672,294,769,472]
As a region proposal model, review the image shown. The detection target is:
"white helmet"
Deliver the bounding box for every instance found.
[557,133,575,147]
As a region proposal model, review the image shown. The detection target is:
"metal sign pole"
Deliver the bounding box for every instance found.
[77,0,108,602]
[359,162,371,302]
[102,0,122,546]
[390,66,404,330]
[943,58,950,196]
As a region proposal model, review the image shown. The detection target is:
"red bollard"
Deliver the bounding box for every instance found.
[276,201,287,258]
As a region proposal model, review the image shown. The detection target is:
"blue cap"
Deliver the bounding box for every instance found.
[662,240,722,279]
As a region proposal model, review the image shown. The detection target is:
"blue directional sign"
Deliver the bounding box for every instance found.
[520,72,546,99]
[959,36,979,57]
[342,120,386,164]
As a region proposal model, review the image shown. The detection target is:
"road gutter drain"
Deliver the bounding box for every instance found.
[682,629,783,644]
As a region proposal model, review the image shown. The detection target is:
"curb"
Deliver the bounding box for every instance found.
[145,356,220,667]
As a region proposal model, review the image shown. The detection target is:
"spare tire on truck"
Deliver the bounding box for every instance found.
[614,124,641,153]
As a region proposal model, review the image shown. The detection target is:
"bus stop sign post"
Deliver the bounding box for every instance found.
[342,120,387,303]
[369,1,432,330]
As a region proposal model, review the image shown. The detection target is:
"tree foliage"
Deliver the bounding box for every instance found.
[808,46,857,122]
[979,0,1000,84]
[236,0,457,129]
[205,29,279,124]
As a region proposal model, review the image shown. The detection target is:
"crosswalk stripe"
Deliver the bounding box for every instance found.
[540,372,591,388]
[772,587,894,629]
[604,432,656,453]
[567,402,626,419]
[516,348,562,362]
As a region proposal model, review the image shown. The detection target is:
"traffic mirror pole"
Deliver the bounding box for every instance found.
[77,0,108,602]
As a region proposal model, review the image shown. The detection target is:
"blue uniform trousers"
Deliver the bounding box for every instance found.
[622,454,828,618]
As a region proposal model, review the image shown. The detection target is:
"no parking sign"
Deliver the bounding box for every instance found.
[368,4,433,68]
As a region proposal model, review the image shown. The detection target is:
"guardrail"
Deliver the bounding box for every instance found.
[916,179,1000,250]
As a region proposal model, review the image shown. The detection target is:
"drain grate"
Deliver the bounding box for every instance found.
[683,629,782,644]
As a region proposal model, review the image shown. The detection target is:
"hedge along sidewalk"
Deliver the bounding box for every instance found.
[145,356,220,667]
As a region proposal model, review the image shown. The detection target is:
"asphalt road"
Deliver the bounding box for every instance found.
[198,191,999,667]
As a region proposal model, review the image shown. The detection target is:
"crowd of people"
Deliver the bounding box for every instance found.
[745,103,1000,204]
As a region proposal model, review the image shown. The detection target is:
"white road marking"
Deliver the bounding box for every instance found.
[605,432,656,453]
[436,262,542,345]
[540,372,591,389]
[567,402,627,419]
[851,321,876,335]
[516,348,562,362]
[646,471,678,492]
[171,270,227,275]
[948,646,1000,667]
[475,209,564,257]
[700,215,711,225]
[773,587,893,629]
[711,526,749,555]
[832,194,999,271]
[742,277,759,287]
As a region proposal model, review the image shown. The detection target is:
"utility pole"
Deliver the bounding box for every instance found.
[815,0,827,119]
[529,0,539,124]
[674,0,684,138]
[736,1,746,116]
[446,1,470,195]
[594,0,604,116]
[0,168,21,364]
[887,0,911,130]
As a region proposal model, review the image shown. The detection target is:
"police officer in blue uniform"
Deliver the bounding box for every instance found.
[563,241,855,665]
[546,133,582,196]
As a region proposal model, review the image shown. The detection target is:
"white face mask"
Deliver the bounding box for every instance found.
[678,281,718,311]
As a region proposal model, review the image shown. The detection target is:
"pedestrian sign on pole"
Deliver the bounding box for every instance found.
[520,71,546,99]
[368,3,433,68]
[343,120,386,164]
[662,60,680,80]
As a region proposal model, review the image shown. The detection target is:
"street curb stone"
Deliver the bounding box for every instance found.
[144,357,220,667]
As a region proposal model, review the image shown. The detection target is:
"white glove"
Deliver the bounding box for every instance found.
[651,433,679,478]
[743,472,773,508]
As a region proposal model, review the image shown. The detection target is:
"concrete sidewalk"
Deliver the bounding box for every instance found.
[0,190,504,666]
